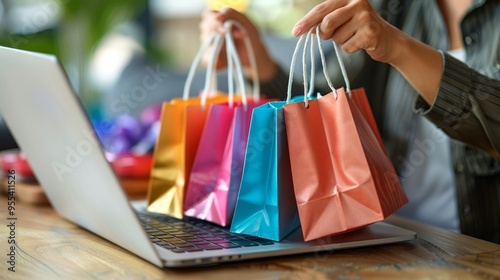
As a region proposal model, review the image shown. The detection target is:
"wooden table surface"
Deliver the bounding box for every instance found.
[1,194,499,280]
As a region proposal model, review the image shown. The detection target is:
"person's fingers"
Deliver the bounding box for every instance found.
[292,0,347,37]
[340,16,381,54]
[219,8,253,28]
[201,10,225,35]
[326,3,372,44]
[330,21,356,45]
[218,8,258,39]
[317,5,354,40]
[200,7,278,79]
[200,9,226,67]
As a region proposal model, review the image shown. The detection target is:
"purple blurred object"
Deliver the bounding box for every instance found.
[93,105,162,155]
[139,104,162,128]
[114,114,144,144]
[108,135,133,154]
[131,120,160,155]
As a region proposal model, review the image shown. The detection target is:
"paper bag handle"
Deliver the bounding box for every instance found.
[184,19,260,109]
[286,24,352,105]
[315,24,351,98]
[199,19,257,109]
[182,31,224,101]
[224,20,260,103]
[286,28,317,108]
[222,20,254,109]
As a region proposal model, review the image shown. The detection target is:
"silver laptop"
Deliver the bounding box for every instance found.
[0,46,416,268]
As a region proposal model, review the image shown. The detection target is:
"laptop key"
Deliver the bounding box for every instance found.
[203,236,225,242]
[170,249,186,253]
[184,237,205,243]
[198,244,223,250]
[170,241,191,247]
[161,244,177,250]
[189,241,212,246]
[173,233,193,238]
[213,242,241,249]
[154,234,173,239]
[155,241,170,246]
[183,247,204,252]
[231,240,259,247]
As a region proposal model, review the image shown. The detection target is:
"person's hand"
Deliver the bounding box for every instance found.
[291,0,443,103]
[199,8,278,81]
[291,0,403,65]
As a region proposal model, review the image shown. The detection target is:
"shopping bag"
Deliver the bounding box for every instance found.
[184,20,271,226]
[283,29,407,241]
[230,30,319,240]
[147,32,229,219]
[229,101,300,240]
[184,100,267,226]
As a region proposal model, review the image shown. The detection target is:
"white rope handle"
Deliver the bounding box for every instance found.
[286,28,316,107]
[301,29,318,108]
[224,21,248,109]
[307,32,316,98]
[315,25,337,99]
[227,20,260,102]
[223,19,260,102]
[331,37,351,95]
[287,24,352,102]
[183,32,223,101]
[315,25,351,98]
[302,30,311,106]
[200,33,225,108]
[185,20,259,110]
[286,35,304,103]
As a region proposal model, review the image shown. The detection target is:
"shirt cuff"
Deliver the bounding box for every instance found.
[413,52,472,128]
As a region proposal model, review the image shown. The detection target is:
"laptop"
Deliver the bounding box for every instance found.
[0,46,416,268]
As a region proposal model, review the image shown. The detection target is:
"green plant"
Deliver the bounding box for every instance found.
[0,0,147,119]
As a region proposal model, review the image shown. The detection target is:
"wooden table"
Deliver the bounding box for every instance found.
[1,194,499,280]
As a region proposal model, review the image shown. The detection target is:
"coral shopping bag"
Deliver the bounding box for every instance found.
[147,32,229,219]
[284,28,408,241]
[230,30,319,240]
[184,20,270,226]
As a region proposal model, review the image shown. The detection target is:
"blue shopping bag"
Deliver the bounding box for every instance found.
[230,28,319,240]
[229,101,300,241]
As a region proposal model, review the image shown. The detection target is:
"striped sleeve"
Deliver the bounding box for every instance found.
[414,53,500,158]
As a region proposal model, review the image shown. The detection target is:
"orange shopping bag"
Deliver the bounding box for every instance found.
[147,32,230,218]
[283,29,407,241]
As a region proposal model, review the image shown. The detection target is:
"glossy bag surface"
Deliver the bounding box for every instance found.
[230,101,300,241]
[146,95,228,219]
[284,89,407,241]
[184,100,266,226]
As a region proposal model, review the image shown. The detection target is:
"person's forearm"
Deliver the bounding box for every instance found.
[388,32,444,105]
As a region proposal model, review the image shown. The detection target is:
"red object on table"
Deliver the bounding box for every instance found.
[1,151,152,179]
[1,151,152,201]
[110,153,153,178]
[0,152,35,179]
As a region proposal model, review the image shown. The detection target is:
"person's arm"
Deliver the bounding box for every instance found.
[200,8,278,83]
[414,54,500,158]
[291,0,442,103]
[292,0,500,158]
[201,8,311,99]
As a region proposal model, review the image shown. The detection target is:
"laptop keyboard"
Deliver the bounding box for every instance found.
[136,211,275,253]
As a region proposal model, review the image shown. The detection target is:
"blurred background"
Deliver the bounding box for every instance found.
[0,0,324,153]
